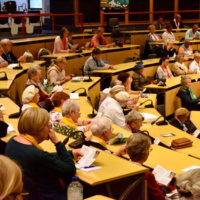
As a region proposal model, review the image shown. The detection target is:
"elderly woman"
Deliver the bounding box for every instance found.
[47,56,74,86]
[127,133,165,200]
[177,76,200,111]
[5,107,82,200]
[189,52,200,73]
[124,110,144,133]
[172,54,193,76]
[156,39,177,58]
[0,155,25,200]
[21,85,40,111]
[1,38,25,64]
[26,66,54,111]
[50,91,70,124]
[53,27,75,54]
[132,63,148,91]
[157,57,173,79]
[103,91,130,127]
[162,23,175,41]
[54,99,91,139]
[147,25,163,52]
[90,116,126,156]
[176,168,200,200]
[178,39,193,56]
[118,72,142,94]
[91,27,115,48]
[0,43,8,68]
[170,107,197,134]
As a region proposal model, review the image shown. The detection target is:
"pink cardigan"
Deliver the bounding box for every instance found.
[53,36,70,54]
[91,34,109,48]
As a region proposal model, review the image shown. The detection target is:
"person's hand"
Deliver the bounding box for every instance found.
[106,44,111,48]
[83,124,90,132]
[132,97,138,105]
[69,48,76,53]
[135,91,142,94]
[80,46,85,50]
[112,43,116,47]
[69,74,75,78]
[49,92,57,101]
[109,65,114,69]
[83,120,91,125]
[18,55,26,62]
[103,66,109,70]
[72,149,84,162]
[65,75,72,81]
[188,70,194,74]
[2,61,8,67]
[48,130,60,144]
[115,145,126,156]
[85,134,93,141]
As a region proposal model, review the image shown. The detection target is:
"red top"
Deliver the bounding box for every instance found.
[91,34,109,48]
[145,171,165,200]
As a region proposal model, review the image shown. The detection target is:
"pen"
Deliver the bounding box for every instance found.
[84,166,95,169]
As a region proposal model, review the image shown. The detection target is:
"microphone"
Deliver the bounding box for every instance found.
[63,131,86,148]
[133,53,143,64]
[13,62,23,70]
[83,72,92,82]
[151,115,168,126]
[71,88,87,96]
[140,99,154,108]
[0,72,8,81]
[87,96,97,118]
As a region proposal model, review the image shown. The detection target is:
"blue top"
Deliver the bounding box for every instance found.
[5,137,76,200]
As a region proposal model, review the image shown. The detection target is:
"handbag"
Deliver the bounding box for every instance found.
[171,137,193,149]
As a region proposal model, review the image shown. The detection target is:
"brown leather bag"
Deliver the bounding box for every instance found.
[171,137,193,149]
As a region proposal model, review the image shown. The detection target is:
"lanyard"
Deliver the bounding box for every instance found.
[161,65,170,78]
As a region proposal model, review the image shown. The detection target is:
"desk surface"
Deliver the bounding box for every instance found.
[85,195,115,200]
[41,45,140,59]
[191,111,200,130]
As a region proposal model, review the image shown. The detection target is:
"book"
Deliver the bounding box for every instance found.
[152,165,176,186]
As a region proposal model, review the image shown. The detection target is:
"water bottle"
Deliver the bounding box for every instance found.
[67,176,83,200]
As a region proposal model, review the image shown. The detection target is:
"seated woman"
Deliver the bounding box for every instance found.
[90,116,126,156]
[189,52,200,73]
[118,72,142,94]
[26,66,54,111]
[103,91,130,127]
[157,57,173,79]
[176,168,200,200]
[177,76,200,111]
[5,107,82,200]
[54,99,91,139]
[178,39,193,56]
[170,107,197,135]
[147,25,163,53]
[21,85,40,111]
[132,63,148,91]
[91,27,115,48]
[53,27,76,54]
[124,110,144,133]
[84,48,113,75]
[1,38,25,64]
[126,133,165,200]
[68,32,85,50]
[156,39,177,58]
[50,91,70,125]
[172,54,194,76]
[47,56,75,85]
[0,155,25,200]
[0,110,8,139]
[0,43,8,68]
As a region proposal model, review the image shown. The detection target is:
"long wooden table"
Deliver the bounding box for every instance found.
[11,33,111,60]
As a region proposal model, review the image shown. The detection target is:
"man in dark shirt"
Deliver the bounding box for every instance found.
[170,14,184,29]
[1,38,25,64]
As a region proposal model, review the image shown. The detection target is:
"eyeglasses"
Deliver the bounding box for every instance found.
[8,192,29,199]
[74,111,81,115]
[149,147,153,152]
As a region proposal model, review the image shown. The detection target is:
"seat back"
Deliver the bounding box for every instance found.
[12,11,24,24]
[28,11,40,23]
[109,18,119,28]
[0,12,9,24]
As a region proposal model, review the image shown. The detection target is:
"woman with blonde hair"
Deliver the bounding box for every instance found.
[0,155,24,200]
[47,56,75,85]
[5,107,83,200]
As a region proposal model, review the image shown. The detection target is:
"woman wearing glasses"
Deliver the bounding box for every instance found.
[127,133,165,200]
[5,107,83,200]
[47,56,75,86]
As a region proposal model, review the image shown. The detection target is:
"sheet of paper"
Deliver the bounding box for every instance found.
[7,123,16,133]
[154,137,161,145]
[7,64,18,69]
[70,93,79,100]
[193,129,200,138]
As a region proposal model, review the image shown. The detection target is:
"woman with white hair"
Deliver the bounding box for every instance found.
[0,155,26,200]
[172,54,194,76]
[127,133,165,200]
[176,168,200,200]
[54,99,91,139]
[124,110,144,133]
[89,116,126,156]
[103,91,130,127]
[189,52,200,73]
[21,85,40,111]
[178,39,193,56]
[1,38,25,64]
[177,76,200,111]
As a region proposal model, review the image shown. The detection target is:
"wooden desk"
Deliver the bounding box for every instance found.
[41,45,140,76]
[0,61,46,105]
[11,33,112,60]
[191,111,200,130]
